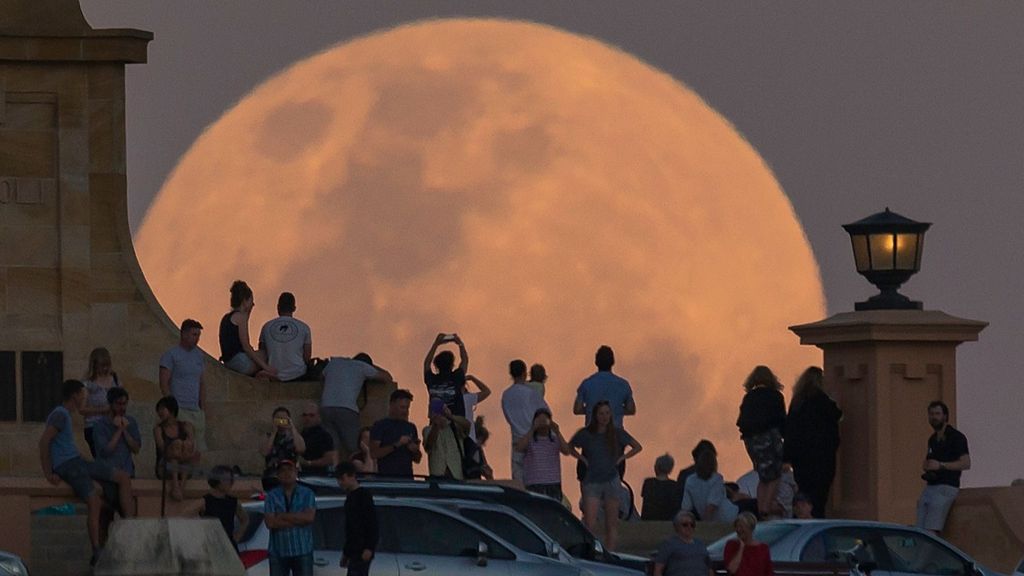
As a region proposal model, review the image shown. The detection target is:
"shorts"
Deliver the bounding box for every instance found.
[510,443,525,483]
[321,406,360,457]
[225,351,256,375]
[177,407,208,452]
[744,428,784,483]
[527,483,563,502]
[54,457,115,500]
[582,478,622,502]
[916,484,959,531]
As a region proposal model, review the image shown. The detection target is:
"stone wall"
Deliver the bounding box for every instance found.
[0,2,393,480]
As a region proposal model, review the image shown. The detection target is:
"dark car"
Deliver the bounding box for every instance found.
[299,475,650,573]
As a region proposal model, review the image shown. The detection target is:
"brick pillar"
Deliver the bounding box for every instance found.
[790,309,986,523]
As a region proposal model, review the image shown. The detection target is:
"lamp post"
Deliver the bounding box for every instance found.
[842,208,931,311]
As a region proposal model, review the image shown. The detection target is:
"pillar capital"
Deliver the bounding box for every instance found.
[791,309,988,346]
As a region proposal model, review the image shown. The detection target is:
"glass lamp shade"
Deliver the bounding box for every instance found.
[842,208,931,310]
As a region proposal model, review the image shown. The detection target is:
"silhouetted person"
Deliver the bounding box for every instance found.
[423,332,469,417]
[91,387,141,478]
[321,352,394,460]
[652,511,714,576]
[677,439,716,503]
[784,366,841,518]
[258,292,312,382]
[337,461,378,576]
[297,402,336,476]
[81,347,121,458]
[528,363,548,398]
[502,359,548,482]
[369,389,422,477]
[220,280,277,378]
[736,365,786,519]
[642,453,682,521]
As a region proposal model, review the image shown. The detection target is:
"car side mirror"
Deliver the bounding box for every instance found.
[477,541,489,567]
[547,542,561,558]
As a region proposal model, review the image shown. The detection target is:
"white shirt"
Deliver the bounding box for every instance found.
[321,357,380,410]
[501,382,548,440]
[682,472,738,522]
[258,316,311,381]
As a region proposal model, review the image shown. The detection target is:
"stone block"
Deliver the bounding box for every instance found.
[0,225,59,266]
[58,126,88,175]
[94,518,244,576]
[0,180,59,227]
[0,100,56,130]
[6,267,59,314]
[60,225,90,269]
[59,175,90,227]
[89,301,128,349]
[0,127,57,177]
[25,37,83,61]
[88,98,113,172]
[81,37,151,64]
[88,66,124,100]
[0,267,6,314]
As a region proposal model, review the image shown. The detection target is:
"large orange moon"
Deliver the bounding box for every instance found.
[136,19,825,502]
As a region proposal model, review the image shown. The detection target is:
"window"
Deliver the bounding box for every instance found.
[379,507,514,560]
[0,351,14,421]
[799,528,888,567]
[514,499,593,558]
[460,509,547,556]
[880,530,967,576]
[22,351,62,422]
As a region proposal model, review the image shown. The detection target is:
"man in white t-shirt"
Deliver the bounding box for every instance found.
[258,292,312,382]
[321,353,394,459]
[462,374,492,441]
[501,359,548,482]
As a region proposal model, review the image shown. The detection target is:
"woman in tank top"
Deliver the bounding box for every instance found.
[219,280,277,378]
[154,395,199,501]
[80,348,121,457]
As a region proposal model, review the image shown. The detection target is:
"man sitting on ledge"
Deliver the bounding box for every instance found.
[39,379,136,566]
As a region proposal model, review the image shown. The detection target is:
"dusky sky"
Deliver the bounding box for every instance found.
[80,1,1024,486]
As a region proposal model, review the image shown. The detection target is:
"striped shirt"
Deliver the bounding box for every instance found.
[523,434,562,486]
[265,485,315,558]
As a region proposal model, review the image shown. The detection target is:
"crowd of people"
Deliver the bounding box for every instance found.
[36,279,972,574]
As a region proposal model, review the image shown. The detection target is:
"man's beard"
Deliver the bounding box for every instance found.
[930,419,946,431]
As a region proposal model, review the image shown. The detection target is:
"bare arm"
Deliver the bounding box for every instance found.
[454,334,469,372]
[237,313,274,372]
[291,427,306,455]
[555,429,572,455]
[573,397,586,415]
[198,369,206,410]
[154,425,165,453]
[624,397,637,416]
[514,432,532,453]
[159,366,171,397]
[653,564,665,576]
[234,501,249,542]
[39,425,59,484]
[618,436,643,464]
[466,375,491,403]
[424,334,444,374]
[370,366,395,384]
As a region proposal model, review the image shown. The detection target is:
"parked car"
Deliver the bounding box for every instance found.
[409,497,642,576]
[299,475,649,573]
[706,520,1002,576]
[238,495,590,576]
[0,551,28,576]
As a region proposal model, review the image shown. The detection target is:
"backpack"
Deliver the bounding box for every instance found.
[454,423,484,479]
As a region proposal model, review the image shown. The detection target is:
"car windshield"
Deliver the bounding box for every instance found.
[707,523,801,557]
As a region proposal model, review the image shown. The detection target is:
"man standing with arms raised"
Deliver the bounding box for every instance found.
[159,319,207,452]
[258,292,313,382]
[916,400,970,535]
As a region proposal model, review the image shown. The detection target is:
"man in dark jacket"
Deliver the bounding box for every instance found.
[337,461,378,576]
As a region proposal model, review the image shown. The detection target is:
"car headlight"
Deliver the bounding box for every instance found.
[0,557,28,576]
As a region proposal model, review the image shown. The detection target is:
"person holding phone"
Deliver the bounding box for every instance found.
[260,407,306,491]
[423,333,469,417]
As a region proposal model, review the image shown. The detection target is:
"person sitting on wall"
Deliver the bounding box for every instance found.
[40,379,136,566]
[219,279,277,379]
[257,292,313,382]
[153,395,199,501]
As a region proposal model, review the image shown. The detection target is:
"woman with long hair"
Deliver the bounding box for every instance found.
[784,366,842,518]
[569,401,642,551]
[736,365,787,519]
[80,347,121,457]
[681,442,738,522]
[219,280,276,378]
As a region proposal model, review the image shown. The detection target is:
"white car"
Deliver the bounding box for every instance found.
[238,495,589,576]
[707,520,1002,576]
[409,497,642,576]
[0,551,28,576]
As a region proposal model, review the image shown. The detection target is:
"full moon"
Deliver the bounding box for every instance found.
[136,19,825,498]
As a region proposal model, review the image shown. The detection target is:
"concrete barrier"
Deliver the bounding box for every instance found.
[95,518,243,576]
